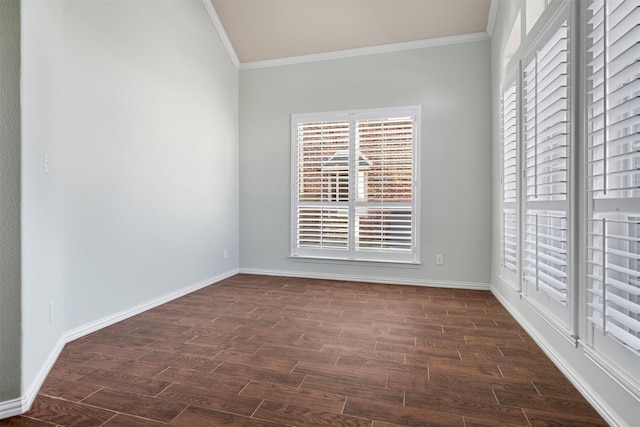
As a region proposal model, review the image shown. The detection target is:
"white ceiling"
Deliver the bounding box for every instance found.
[210,0,493,64]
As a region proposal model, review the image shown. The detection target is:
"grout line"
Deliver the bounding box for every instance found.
[154,365,172,378]
[98,412,119,426]
[522,408,533,427]
[531,381,542,396]
[250,400,265,418]
[79,386,104,403]
[298,375,308,390]
[169,405,191,424]
[238,379,253,395]
[491,387,500,405]
[341,397,348,415]
[155,381,174,397]
[184,335,198,344]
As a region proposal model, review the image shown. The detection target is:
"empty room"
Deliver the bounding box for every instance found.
[0,0,638,425]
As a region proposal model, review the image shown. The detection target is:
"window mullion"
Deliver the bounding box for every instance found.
[348,113,356,259]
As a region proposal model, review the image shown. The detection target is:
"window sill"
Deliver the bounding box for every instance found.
[289,255,421,268]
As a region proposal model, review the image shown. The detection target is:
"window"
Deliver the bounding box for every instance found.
[497,0,640,398]
[521,8,572,325]
[291,107,420,263]
[585,0,640,384]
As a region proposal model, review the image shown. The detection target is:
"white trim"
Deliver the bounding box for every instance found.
[20,337,65,414]
[487,0,499,37]
[239,268,490,291]
[291,106,421,265]
[65,269,238,341]
[200,0,240,70]
[3,269,239,420]
[582,343,640,404]
[492,286,628,427]
[0,398,22,420]
[240,32,490,71]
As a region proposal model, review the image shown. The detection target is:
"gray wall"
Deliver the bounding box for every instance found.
[18,0,239,401]
[239,41,492,287]
[0,0,22,404]
[489,1,638,425]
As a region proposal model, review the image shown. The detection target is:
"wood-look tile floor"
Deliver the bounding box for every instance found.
[1,274,607,426]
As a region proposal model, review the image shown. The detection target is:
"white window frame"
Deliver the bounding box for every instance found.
[290,106,421,264]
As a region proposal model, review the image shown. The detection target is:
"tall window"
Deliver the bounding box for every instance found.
[521,9,572,326]
[498,0,640,397]
[585,0,639,381]
[291,107,420,263]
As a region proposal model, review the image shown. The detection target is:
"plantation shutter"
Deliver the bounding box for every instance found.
[586,0,640,353]
[295,120,350,252]
[292,107,420,263]
[501,76,519,277]
[522,14,570,306]
[355,117,414,257]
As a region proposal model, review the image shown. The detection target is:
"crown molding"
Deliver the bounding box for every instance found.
[487,0,499,37]
[201,0,240,70]
[239,31,490,71]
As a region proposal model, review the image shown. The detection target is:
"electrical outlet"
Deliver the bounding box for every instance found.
[223,249,228,259]
[436,254,444,265]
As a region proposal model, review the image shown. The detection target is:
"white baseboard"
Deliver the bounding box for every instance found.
[491,286,624,427]
[0,397,22,420]
[20,337,65,415]
[238,268,490,290]
[65,269,239,342]
[4,269,239,420]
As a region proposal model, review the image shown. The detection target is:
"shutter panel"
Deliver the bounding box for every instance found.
[524,21,569,203]
[586,0,640,354]
[503,208,518,272]
[522,14,571,307]
[502,77,518,275]
[355,117,414,255]
[295,120,350,251]
[523,210,568,303]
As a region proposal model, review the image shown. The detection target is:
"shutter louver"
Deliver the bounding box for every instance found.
[586,0,640,354]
